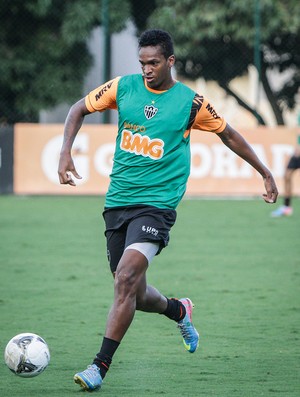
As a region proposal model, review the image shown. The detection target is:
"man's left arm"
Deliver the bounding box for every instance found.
[218,123,278,204]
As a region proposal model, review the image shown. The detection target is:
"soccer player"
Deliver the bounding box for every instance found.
[58,29,278,391]
[271,134,300,217]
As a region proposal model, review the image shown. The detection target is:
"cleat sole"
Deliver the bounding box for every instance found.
[74,375,89,390]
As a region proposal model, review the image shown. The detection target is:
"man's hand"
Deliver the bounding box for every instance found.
[58,153,82,186]
[218,125,278,205]
[262,174,278,204]
[57,98,90,186]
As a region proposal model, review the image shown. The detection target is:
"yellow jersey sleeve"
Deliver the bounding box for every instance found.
[85,76,121,113]
[192,98,226,133]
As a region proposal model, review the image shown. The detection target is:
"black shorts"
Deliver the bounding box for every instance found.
[103,205,177,273]
[287,155,300,170]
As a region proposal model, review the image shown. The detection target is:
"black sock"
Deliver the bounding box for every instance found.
[93,337,120,379]
[284,197,291,207]
[162,298,186,322]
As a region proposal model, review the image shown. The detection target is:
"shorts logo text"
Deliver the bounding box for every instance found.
[142,225,159,236]
[120,130,164,160]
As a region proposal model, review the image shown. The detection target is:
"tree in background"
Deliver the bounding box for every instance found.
[1,0,298,125]
[0,0,131,123]
[130,0,156,34]
[148,0,300,125]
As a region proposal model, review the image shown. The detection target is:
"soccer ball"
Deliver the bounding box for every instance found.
[4,333,50,378]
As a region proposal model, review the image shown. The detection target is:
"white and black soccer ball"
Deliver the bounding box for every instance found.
[4,333,50,377]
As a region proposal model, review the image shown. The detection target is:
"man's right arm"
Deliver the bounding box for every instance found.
[58,77,119,186]
[58,98,90,186]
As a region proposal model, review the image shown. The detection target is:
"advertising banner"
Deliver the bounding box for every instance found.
[14,123,300,196]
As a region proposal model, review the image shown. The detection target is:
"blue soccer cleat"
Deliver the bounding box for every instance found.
[177,298,199,353]
[74,364,103,391]
[271,205,293,217]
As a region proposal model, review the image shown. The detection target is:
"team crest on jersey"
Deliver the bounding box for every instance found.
[144,104,158,120]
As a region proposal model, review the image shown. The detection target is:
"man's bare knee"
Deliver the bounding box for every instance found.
[114,250,148,300]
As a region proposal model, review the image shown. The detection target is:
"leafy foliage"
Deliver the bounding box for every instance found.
[0,0,130,123]
[130,0,157,34]
[1,0,298,125]
[148,0,300,125]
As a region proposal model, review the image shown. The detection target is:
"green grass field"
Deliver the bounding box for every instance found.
[0,195,299,397]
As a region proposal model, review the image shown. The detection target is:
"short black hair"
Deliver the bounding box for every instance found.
[138,29,174,59]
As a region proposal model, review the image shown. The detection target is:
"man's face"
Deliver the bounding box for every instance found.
[138,45,175,91]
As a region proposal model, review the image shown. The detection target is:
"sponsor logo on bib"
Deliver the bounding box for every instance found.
[120,130,164,160]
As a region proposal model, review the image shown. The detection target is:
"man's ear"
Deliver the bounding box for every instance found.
[168,55,175,68]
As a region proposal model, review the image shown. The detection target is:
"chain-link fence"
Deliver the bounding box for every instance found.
[0,0,299,126]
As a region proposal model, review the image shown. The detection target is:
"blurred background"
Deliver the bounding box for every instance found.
[0,0,299,195]
[1,0,299,126]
